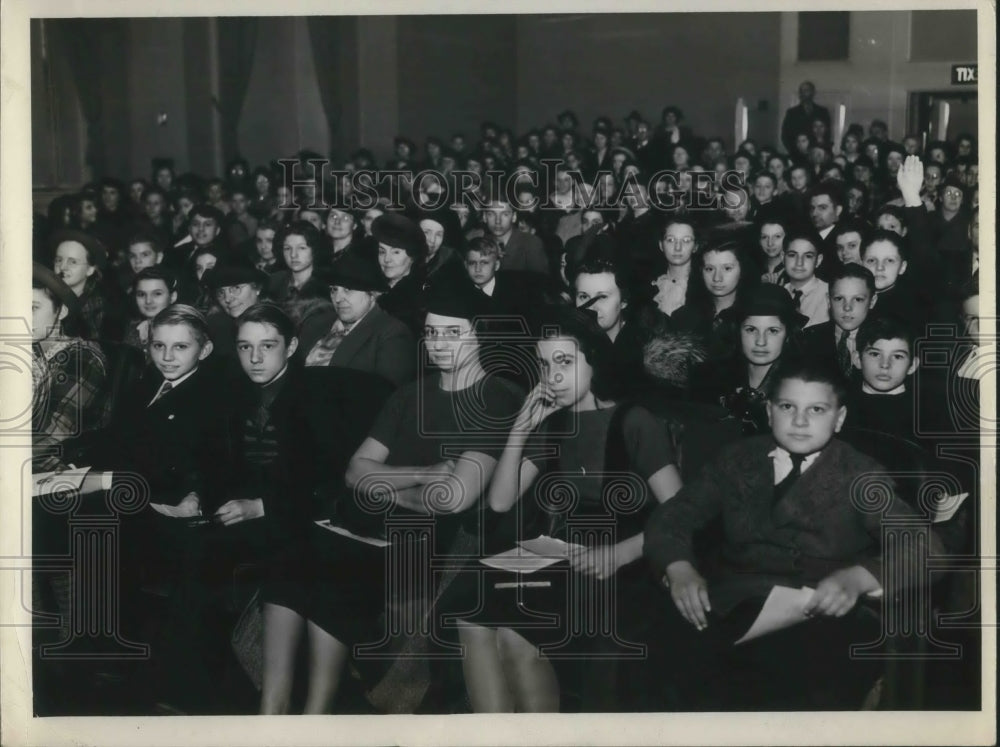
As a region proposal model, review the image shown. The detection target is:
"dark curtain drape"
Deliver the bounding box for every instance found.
[53,20,106,176]
[216,17,259,163]
[307,17,344,160]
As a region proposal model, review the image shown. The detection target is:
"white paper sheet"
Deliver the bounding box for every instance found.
[518,535,585,556]
[734,585,815,645]
[314,519,391,548]
[32,467,91,497]
[933,492,969,524]
[479,547,566,574]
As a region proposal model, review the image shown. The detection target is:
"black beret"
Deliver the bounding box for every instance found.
[425,274,495,322]
[732,283,809,329]
[202,259,269,290]
[315,251,388,293]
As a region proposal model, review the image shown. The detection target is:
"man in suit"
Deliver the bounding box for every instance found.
[297,250,416,387]
[781,81,831,156]
[481,197,549,275]
[644,357,944,710]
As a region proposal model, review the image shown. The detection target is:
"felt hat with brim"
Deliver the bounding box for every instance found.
[33,262,81,317]
[315,251,388,293]
[425,274,495,323]
[202,260,269,290]
[372,213,427,259]
[48,229,108,270]
[732,283,809,329]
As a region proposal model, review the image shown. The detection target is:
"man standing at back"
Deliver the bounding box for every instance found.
[781,81,831,156]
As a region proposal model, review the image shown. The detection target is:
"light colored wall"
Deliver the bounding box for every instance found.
[777,10,978,145]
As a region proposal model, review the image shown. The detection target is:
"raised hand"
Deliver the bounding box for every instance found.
[896,155,924,206]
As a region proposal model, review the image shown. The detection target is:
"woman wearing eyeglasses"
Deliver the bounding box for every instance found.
[651,218,699,318]
[202,259,270,379]
[259,280,523,714]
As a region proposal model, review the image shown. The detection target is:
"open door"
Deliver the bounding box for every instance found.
[908,90,978,145]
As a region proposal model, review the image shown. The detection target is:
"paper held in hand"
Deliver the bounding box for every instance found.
[734,585,815,645]
[479,535,586,574]
[32,467,91,497]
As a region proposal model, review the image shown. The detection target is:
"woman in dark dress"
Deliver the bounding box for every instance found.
[691,284,807,435]
[456,306,683,712]
[258,280,523,714]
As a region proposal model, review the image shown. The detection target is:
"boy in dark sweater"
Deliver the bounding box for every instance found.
[643,357,943,710]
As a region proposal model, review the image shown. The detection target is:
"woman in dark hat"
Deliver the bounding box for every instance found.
[372,213,428,337]
[259,279,522,714]
[691,283,808,435]
[31,263,109,471]
[412,206,464,278]
[456,305,683,712]
[202,259,270,374]
[297,251,416,386]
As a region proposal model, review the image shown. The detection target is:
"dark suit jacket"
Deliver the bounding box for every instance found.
[101,364,231,509]
[781,102,831,154]
[799,320,839,365]
[297,304,416,386]
[497,230,549,275]
[644,435,943,616]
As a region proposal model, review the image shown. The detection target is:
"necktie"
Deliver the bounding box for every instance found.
[149,381,173,407]
[774,452,807,503]
[791,289,804,309]
[836,330,852,376]
[497,241,506,257]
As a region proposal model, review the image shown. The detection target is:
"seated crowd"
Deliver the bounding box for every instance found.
[30,99,983,715]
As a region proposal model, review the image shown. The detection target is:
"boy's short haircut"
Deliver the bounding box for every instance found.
[462,236,500,259]
[831,218,869,245]
[856,315,916,358]
[829,263,877,297]
[782,230,820,253]
[766,355,849,408]
[256,217,281,233]
[127,229,166,255]
[150,304,211,348]
[188,203,225,225]
[862,229,908,262]
[238,302,296,345]
[133,266,178,293]
[874,204,907,231]
[751,170,778,188]
[809,181,843,209]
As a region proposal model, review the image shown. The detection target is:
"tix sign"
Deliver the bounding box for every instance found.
[951,64,978,85]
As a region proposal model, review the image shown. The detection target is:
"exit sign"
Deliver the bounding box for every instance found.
[951,64,978,85]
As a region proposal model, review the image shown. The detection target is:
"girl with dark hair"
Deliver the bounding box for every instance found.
[456,305,683,712]
[671,239,758,360]
[185,245,221,313]
[756,217,790,285]
[266,220,332,309]
[691,284,807,435]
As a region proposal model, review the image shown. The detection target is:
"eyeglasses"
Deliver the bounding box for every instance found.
[424,326,471,340]
[664,236,695,246]
[943,189,963,199]
[215,284,250,300]
[328,214,353,224]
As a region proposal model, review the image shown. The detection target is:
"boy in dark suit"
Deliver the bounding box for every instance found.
[800,264,877,378]
[643,357,943,710]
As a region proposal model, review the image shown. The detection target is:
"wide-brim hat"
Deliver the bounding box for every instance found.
[372,213,428,259]
[315,251,388,293]
[409,206,465,251]
[48,229,108,270]
[33,262,81,317]
[202,260,269,290]
[733,284,809,329]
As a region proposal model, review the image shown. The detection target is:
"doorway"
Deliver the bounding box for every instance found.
[908,91,978,145]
